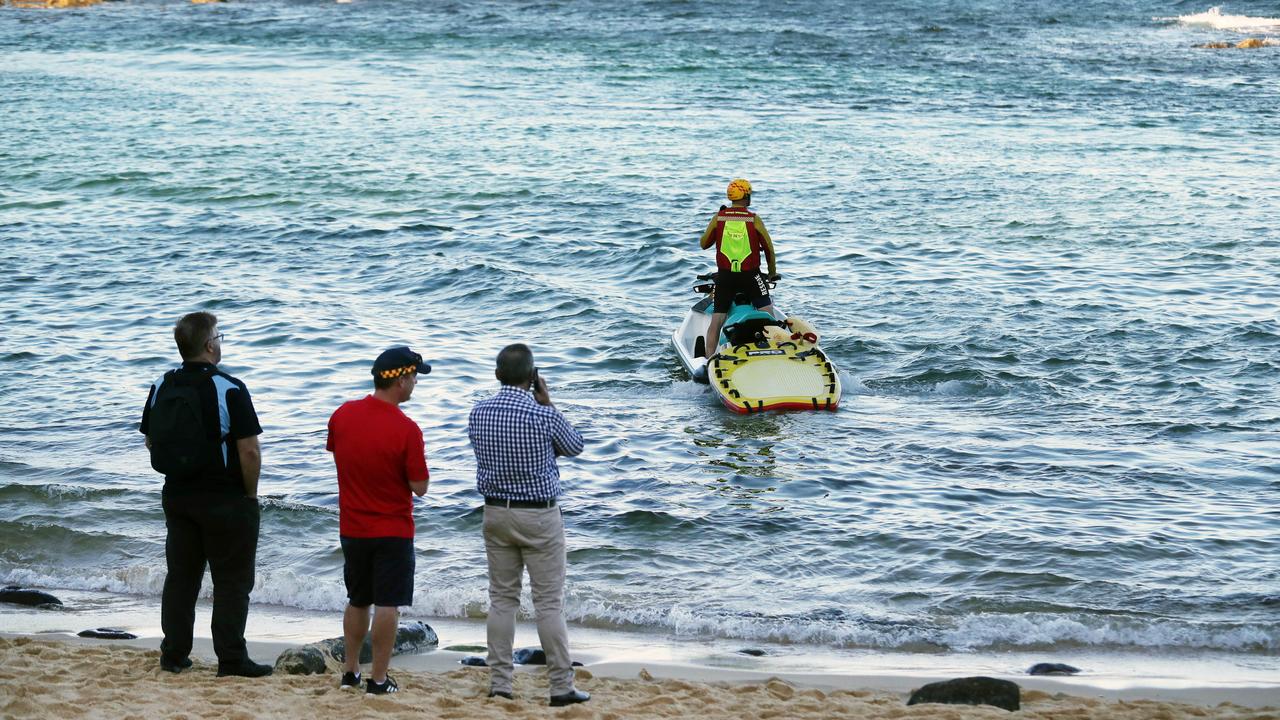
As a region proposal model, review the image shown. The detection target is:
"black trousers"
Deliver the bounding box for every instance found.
[160,491,260,665]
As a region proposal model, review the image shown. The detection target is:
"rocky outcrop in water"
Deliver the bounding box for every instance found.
[907,676,1021,712]
[1195,38,1274,49]
[0,586,62,608]
[3,0,105,7]
[273,621,438,675]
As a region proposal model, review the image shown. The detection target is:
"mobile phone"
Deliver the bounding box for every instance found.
[531,368,540,390]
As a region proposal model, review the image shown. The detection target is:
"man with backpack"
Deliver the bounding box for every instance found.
[697,178,780,361]
[140,311,272,678]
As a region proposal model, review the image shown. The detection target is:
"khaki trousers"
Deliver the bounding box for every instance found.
[483,505,573,695]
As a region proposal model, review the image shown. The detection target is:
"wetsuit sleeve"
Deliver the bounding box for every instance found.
[699,213,719,250]
[755,215,777,275]
[228,383,263,439]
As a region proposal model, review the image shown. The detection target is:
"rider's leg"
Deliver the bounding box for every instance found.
[704,313,727,358]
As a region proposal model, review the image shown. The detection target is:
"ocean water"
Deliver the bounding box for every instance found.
[1,0,1278,667]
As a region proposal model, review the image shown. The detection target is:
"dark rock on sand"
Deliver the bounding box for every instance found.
[274,621,438,675]
[737,648,767,657]
[0,586,63,608]
[513,647,546,665]
[907,676,1021,712]
[275,645,327,675]
[1028,662,1080,676]
[77,628,137,640]
[328,620,438,664]
[460,655,487,667]
[512,647,583,667]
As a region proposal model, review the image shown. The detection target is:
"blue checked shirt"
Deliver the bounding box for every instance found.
[469,385,584,501]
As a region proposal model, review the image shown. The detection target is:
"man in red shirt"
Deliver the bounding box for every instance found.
[327,346,431,695]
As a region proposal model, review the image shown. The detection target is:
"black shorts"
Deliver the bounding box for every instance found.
[340,536,415,608]
[713,271,771,313]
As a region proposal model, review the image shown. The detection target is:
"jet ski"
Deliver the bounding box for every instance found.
[671,273,841,413]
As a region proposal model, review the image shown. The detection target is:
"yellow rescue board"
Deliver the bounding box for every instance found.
[709,341,841,414]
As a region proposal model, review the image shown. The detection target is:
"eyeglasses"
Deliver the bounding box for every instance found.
[209,333,225,344]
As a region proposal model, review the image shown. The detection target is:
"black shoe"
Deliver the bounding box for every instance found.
[159,656,192,673]
[216,659,273,678]
[549,689,590,707]
[488,690,513,700]
[365,674,398,695]
[339,671,361,691]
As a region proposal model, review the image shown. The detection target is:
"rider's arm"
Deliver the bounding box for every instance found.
[755,216,777,276]
[698,213,718,250]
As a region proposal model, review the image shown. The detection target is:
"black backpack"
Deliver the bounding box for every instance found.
[148,370,224,479]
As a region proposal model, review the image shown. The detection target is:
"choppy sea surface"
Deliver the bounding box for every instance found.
[1,0,1277,670]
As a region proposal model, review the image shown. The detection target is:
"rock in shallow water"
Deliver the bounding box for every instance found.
[77,628,137,640]
[907,676,1021,712]
[1027,662,1080,676]
[0,586,63,608]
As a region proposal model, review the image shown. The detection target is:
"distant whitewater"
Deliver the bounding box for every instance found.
[1167,6,1280,31]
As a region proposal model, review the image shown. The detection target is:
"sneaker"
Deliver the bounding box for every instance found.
[339,671,361,691]
[488,690,513,700]
[159,656,192,673]
[216,659,273,678]
[365,675,398,695]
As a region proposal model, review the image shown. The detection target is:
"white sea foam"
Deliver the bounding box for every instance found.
[561,599,1280,654]
[1167,7,1280,31]
[5,566,1276,653]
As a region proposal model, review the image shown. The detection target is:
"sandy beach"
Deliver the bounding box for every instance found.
[1,633,1276,720]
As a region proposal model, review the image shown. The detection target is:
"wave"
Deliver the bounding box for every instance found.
[6,564,1275,655]
[1166,7,1280,32]
[564,603,1278,654]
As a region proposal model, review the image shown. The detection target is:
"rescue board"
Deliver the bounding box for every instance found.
[709,336,841,413]
[671,272,842,413]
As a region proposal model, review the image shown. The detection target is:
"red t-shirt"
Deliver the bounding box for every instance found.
[327,395,428,538]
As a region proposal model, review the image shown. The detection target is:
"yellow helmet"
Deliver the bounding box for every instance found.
[726,178,752,201]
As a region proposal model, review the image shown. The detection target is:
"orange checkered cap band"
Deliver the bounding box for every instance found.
[726,178,752,201]
[377,365,418,380]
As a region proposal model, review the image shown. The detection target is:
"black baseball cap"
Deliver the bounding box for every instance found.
[372,346,432,379]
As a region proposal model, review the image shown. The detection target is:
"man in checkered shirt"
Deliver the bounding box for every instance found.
[468,343,589,707]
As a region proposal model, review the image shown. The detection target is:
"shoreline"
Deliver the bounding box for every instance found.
[2,634,1278,720]
[2,589,1277,713]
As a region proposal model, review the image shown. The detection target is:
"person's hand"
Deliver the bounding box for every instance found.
[767,272,782,282]
[532,372,552,406]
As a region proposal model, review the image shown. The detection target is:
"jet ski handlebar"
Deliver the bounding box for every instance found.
[694,271,782,282]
